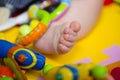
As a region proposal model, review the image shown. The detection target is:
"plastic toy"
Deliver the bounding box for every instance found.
[41,63,110,80]
[104,0,113,6]
[0,58,27,80]
[17,10,50,46]
[3,58,27,80]
[0,77,13,80]
[114,0,120,3]
[49,0,71,22]
[0,12,29,31]
[104,0,120,6]
[111,67,120,80]
[90,65,108,79]
[0,32,5,40]
[0,40,45,70]
[17,0,71,46]
[19,24,32,36]
[30,19,40,29]
[0,66,14,78]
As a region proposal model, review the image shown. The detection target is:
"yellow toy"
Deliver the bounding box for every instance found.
[41,63,109,80]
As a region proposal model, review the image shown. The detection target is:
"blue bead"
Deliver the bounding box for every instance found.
[0,40,16,58]
[14,50,33,66]
[64,65,79,80]
[32,51,46,70]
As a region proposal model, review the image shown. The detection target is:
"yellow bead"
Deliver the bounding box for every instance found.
[0,32,5,40]
[19,25,32,36]
[30,19,39,29]
[27,4,39,19]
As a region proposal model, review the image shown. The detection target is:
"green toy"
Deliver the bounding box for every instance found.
[91,65,108,79]
[114,0,120,3]
[0,77,13,80]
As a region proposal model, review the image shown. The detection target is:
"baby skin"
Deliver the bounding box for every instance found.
[35,0,104,54]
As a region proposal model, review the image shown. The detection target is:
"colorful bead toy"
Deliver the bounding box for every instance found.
[0,40,45,70]
[41,63,110,80]
[17,0,71,46]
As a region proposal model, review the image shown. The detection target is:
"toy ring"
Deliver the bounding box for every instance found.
[0,40,46,70]
[17,10,50,45]
[50,0,71,22]
[12,48,37,69]
[28,0,71,22]
[17,0,71,46]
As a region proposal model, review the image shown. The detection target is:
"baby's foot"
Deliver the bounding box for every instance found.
[34,21,80,54]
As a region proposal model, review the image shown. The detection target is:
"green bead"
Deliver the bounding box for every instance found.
[114,0,120,3]
[0,77,13,80]
[19,24,32,36]
[91,65,107,79]
[43,64,54,74]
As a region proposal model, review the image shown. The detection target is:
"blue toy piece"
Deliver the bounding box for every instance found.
[57,0,71,5]
[0,40,45,70]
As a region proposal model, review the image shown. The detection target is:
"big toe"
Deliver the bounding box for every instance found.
[70,21,81,32]
[58,21,80,54]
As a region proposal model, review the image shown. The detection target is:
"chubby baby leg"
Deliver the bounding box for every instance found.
[35,21,80,54]
[34,0,104,54]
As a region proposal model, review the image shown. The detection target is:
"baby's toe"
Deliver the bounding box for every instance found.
[64,34,77,42]
[60,36,74,47]
[58,43,71,53]
[70,21,81,32]
[57,21,80,54]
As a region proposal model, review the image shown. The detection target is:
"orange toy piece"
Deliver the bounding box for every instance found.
[17,22,47,46]
[0,66,14,78]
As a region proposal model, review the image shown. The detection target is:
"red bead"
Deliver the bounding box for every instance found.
[104,0,113,6]
[111,67,120,80]
[0,66,14,78]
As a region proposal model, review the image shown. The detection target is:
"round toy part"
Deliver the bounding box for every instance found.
[111,67,120,80]
[12,49,37,69]
[55,65,79,80]
[0,77,13,80]
[104,0,113,6]
[3,58,27,80]
[43,63,97,80]
[43,64,54,74]
[19,0,71,46]
[27,4,39,19]
[0,40,46,70]
[30,19,40,29]
[28,0,59,19]
[0,40,16,58]
[50,0,71,22]
[12,48,46,70]
[28,7,51,25]
[90,65,108,79]
[19,24,32,36]
[17,21,48,46]
[42,63,109,80]
[17,10,50,46]
[0,66,14,78]
[28,0,71,23]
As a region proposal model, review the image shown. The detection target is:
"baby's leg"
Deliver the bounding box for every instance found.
[53,0,104,39]
[35,0,104,54]
[35,21,80,54]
